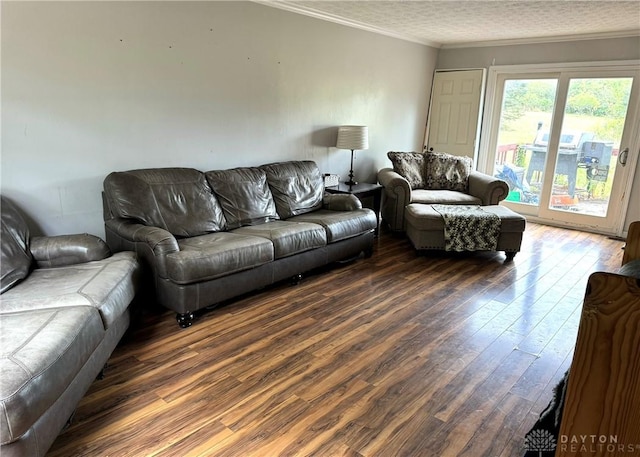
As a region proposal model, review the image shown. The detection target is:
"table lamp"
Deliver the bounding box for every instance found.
[336,125,369,186]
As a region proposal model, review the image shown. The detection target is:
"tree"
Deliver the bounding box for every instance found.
[502,80,528,121]
[502,79,557,125]
[566,78,632,117]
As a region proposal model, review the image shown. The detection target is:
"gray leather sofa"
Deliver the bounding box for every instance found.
[102,160,377,327]
[0,196,140,457]
[378,151,509,232]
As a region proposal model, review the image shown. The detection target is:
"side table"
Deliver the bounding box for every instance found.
[325,182,383,235]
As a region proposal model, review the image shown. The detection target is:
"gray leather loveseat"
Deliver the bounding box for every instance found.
[0,196,140,457]
[102,160,377,327]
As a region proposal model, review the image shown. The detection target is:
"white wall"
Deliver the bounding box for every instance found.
[1,1,437,237]
[436,37,640,69]
[437,37,640,232]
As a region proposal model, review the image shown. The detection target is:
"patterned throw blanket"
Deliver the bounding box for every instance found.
[432,204,501,252]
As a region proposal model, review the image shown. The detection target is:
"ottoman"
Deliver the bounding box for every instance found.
[405,204,526,260]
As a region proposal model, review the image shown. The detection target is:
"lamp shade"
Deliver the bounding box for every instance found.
[336,126,369,150]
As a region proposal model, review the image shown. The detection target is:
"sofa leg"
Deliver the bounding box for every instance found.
[176,312,195,328]
[290,273,303,285]
[505,251,516,262]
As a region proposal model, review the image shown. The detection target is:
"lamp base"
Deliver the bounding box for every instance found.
[346,150,357,187]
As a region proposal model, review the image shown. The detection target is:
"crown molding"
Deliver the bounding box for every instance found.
[441,30,640,49]
[252,0,443,48]
[254,1,640,50]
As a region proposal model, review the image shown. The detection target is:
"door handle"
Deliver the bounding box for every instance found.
[618,147,629,166]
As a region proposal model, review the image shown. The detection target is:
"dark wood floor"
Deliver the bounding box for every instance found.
[48,222,625,457]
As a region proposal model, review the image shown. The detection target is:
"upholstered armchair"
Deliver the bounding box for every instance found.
[377,151,509,232]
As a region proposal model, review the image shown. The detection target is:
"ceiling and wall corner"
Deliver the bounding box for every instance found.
[256,0,640,48]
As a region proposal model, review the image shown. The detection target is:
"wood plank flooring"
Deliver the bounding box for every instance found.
[48,222,626,457]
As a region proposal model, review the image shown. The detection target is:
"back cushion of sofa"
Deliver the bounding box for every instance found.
[103,168,227,237]
[261,161,323,219]
[387,151,428,189]
[425,152,473,192]
[205,167,278,229]
[1,196,33,294]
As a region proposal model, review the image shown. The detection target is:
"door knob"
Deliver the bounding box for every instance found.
[618,147,629,166]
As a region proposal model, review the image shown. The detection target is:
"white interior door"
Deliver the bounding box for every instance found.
[424,69,485,162]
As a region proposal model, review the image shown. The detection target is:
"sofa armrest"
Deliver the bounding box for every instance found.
[377,168,411,232]
[105,218,179,278]
[378,168,411,200]
[30,234,111,268]
[467,171,509,206]
[322,193,362,211]
[105,219,178,253]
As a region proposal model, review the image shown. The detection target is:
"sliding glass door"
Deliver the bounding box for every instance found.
[483,63,640,235]
[491,77,557,207]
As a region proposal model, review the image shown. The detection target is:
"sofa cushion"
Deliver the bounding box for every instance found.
[104,168,226,237]
[261,161,324,219]
[1,196,33,294]
[168,232,274,284]
[0,306,105,445]
[0,252,139,330]
[387,151,428,189]
[233,221,327,259]
[425,152,473,192]
[205,167,278,229]
[290,209,377,243]
[412,189,481,206]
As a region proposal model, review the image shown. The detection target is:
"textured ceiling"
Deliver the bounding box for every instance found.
[262,1,640,47]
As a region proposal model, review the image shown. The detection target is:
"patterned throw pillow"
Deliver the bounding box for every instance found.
[425,152,473,191]
[387,151,428,189]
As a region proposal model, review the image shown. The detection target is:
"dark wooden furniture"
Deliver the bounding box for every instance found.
[555,221,640,457]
